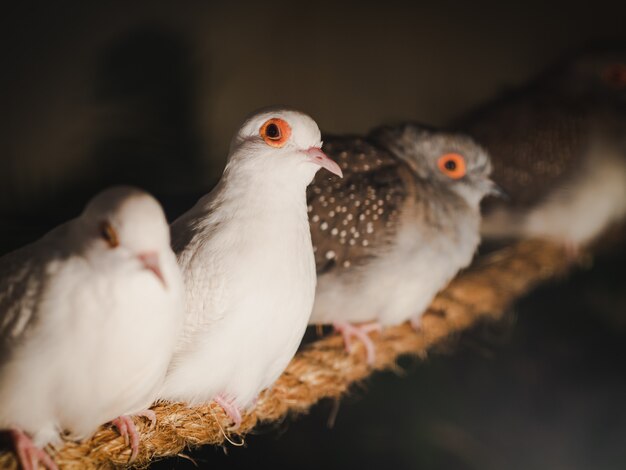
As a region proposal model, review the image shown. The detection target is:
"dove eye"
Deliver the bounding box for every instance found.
[100,221,120,249]
[437,153,466,179]
[260,118,291,148]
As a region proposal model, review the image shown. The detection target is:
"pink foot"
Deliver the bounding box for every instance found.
[111,410,155,462]
[333,321,381,365]
[112,416,138,462]
[410,317,422,330]
[10,429,58,470]
[214,394,242,430]
[134,410,157,430]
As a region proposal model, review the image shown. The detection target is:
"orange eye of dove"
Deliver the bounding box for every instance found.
[259,118,291,148]
[437,153,466,179]
[100,221,120,248]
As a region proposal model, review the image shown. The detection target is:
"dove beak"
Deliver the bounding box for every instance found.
[488,181,508,199]
[304,147,343,178]
[137,251,167,289]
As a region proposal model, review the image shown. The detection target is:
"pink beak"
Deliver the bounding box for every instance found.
[304,147,343,178]
[137,251,167,289]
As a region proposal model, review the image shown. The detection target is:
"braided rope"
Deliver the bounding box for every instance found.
[0,239,572,469]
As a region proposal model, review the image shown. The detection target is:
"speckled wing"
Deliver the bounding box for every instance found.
[307,136,412,274]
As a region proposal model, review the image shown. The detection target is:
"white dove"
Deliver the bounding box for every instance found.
[0,186,184,469]
[159,108,342,425]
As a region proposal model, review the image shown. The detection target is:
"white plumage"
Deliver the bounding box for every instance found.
[0,186,183,467]
[159,108,342,412]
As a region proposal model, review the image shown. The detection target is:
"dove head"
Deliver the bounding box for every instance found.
[546,47,626,100]
[224,108,342,187]
[372,123,498,208]
[79,186,171,287]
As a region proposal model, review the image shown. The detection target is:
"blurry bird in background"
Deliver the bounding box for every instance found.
[160,109,342,426]
[0,187,184,469]
[307,124,496,363]
[453,47,626,251]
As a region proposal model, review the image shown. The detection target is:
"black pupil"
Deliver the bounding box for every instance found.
[444,159,457,171]
[266,123,280,139]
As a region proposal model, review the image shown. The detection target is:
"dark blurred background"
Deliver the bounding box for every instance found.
[1,1,625,469]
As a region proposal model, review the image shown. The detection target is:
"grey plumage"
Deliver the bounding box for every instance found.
[307,123,494,327]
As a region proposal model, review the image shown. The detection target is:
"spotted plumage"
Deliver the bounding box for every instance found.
[308,137,408,274]
[307,124,495,327]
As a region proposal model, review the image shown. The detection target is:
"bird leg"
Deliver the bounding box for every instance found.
[333,321,381,365]
[111,410,156,463]
[214,394,243,430]
[9,428,58,470]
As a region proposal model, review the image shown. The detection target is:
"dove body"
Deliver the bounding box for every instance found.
[312,188,480,326]
[161,109,342,409]
[0,187,183,454]
[308,125,494,327]
[454,50,626,247]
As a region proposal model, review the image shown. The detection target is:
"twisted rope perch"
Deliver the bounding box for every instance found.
[0,239,573,469]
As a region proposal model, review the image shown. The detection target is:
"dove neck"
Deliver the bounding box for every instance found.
[205,167,309,215]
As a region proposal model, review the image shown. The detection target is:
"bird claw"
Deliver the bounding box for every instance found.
[10,429,58,470]
[111,408,157,462]
[111,415,141,462]
[333,321,381,365]
[134,409,157,430]
[409,317,422,331]
[214,394,243,430]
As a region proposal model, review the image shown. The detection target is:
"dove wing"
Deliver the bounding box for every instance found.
[0,223,72,349]
[307,135,411,275]
[461,99,589,209]
[0,243,50,347]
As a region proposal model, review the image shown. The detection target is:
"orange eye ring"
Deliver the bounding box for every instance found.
[259,118,291,148]
[437,153,466,179]
[100,221,119,248]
